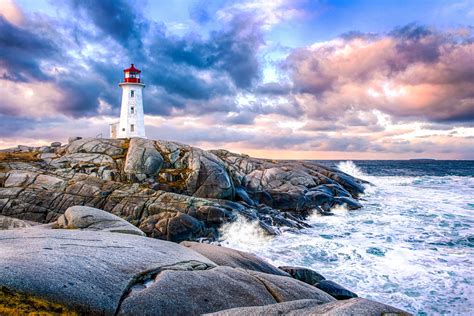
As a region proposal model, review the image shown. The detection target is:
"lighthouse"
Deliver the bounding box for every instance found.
[110,64,146,139]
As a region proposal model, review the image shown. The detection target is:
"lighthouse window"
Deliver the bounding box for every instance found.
[131,107,135,114]
[130,124,135,132]
[130,90,135,98]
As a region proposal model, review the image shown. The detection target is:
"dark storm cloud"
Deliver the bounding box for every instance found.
[145,11,263,91]
[255,82,292,95]
[70,0,148,51]
[0,16,59,82]
[0,0,268,121]
[0,115,37,137]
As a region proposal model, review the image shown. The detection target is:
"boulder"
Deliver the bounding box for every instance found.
[205,297,410,315]
[0,137,367,241]
[125,138,163,180]
[68,136,82,144]
[315,280,358,300]
[0,229,215,315]
[181,242,289,276]
[118,266,334,316]
[0,215,31,230]
[140,211,211,241]
[56,205,145,236]
[278,266,326,285]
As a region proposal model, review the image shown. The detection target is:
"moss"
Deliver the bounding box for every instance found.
[157,168,193,191]
[0,152,41,163]
[0,287,78,315]
[111,139,130,160]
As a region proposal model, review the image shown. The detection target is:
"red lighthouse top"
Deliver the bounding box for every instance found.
[123,64,141,83]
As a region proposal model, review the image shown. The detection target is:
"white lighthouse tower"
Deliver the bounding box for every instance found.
[110,64,146,139]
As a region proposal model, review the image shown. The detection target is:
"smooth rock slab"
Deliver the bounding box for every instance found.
[0,229,215,315]
[205,297,410,316]
[181,241,289,276]
[118,266,334,316]
[56,205,145,236]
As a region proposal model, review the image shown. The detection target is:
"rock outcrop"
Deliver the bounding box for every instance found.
[0,228,409,315]
[56,205,145,236]
[0,137,367,241]
[205,298,410,316]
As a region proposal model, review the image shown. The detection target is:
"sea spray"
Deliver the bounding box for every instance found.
[218,160,474,315]
[218,215,273,252]
[336,160,368,180]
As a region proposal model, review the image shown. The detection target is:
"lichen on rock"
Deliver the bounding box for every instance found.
[0,137,367,241]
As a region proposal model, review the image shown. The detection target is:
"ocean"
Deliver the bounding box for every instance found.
[219,160,474,315]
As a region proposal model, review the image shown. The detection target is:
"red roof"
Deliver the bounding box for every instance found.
[123,64,141,73]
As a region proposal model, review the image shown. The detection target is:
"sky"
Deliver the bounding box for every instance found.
[0,0,473,159]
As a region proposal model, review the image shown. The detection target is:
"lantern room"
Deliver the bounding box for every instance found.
[123,64,141,83]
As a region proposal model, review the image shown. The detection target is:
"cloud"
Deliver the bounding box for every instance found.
[70,0,148,51]
[0,1,472,159]
[0,0,24,26]
[0,16,59,82]
[285,24,474,123]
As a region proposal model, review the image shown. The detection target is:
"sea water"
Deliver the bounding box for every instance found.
[219,160,474,315]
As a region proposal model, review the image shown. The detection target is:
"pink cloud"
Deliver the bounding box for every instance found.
[286,27,474,122]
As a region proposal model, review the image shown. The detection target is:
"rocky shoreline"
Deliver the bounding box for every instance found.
[0,137,409,315]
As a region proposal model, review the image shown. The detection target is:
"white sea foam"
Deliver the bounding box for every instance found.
[336,160,367,179]
[218,215,272,252]
[219,162,474,315]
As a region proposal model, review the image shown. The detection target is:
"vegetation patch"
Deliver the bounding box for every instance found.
[0,152,41,163]
[0,287,77,315]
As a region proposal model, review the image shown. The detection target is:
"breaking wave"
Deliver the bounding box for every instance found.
[336,160,367,180]
[218,161,474,315]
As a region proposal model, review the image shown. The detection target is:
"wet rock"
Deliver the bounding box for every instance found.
[0,228,215,315]
[278,266,326,285]
[181,242,289,276]
[315,280,358,300]
[205,297,410,316]
[56,205,145,236]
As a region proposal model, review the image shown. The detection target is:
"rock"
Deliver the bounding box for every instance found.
[278,266,326,285]
[50,142,62,147]
[234,186,255,206]
[0,215,31,230]
[125,138,163,179]
[0,228,215,315]
[118,266,334,316]
[51,153,116,168]
[0,137,367,241]
[315,280,358,300]
[56,205,145,236]
[68,136,82,144]
[205,297,410,316]
[140,211,211,242]
[66,137,126,156]
[181,241,289,276]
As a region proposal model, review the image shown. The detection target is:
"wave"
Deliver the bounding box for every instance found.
[336,160,367,180]
[217,215,272,252]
